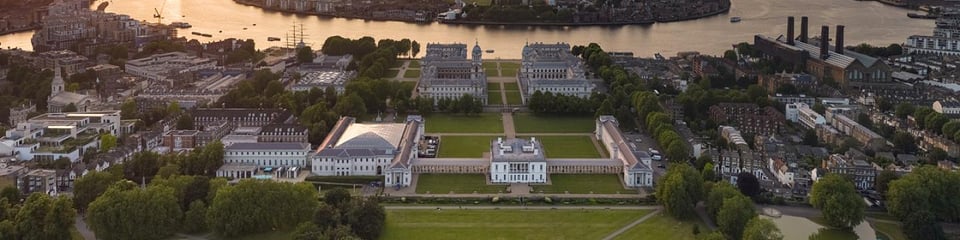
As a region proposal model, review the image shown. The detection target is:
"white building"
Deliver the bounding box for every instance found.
[596,116,654,187]
[223,142,310,168]
[125,52,217,81]
[417,42,487,104]
[312,116,423,187]
[786,103,826,129]
[933,100,960,115]
[519,42,594,103]
[3,111,123,162]
[47,66,97,113]
[489,137,547,183]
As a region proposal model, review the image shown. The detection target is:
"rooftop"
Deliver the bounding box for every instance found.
[490,137,546,163]
[225,142,310,151]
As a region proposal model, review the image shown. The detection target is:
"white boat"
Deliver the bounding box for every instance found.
[730,17,742,23]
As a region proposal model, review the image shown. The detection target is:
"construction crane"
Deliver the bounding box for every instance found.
[153,0,167,24]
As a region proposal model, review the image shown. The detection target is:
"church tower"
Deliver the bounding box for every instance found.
[51,66,64,97]
[471,40,482,79]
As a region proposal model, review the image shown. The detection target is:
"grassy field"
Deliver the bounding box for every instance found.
[382,209,651,240]
[403,69,421,78]
[533,174,634,194]
[386,69,400,78]
[487,82,500,90]
[501,68,518,77]
[870,221,907,240]
[519,136,601,158]
[409,60,421,68]
[425,113,503,133]
[513,113,595,133]
[500,62,520,68]
[505,91,523,105]
[437,136,499,158]
[415,174,504,194]
[504,82,519,91]
[613,213,705,240]
[485,68,499,77]
[488,91,503,105]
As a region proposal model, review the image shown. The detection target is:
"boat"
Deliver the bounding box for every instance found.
[243,27,247,30]
[170,22,192,28]
[253,23,257,26]
[485,49,494,53]
[267,37,281,41]
[191,31,203,36]
[200,33,212,37]
[730,17,742,22]
[908,13,939,19]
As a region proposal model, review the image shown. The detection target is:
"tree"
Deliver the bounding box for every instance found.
[73,171,120,212]
[812,102,826,115]
[87,182,182,240]
[182,200,208,233]
[0,187,19,203]
[925,113,950,133]
[121,99,138,119]
[886,166,960,239]
[297,46,315,63]
[207,181,318,237]
[656,164,704,219]
[706,182,740,221]
[324,188,352,208]
[874,170,898,194]
[176,113,194,130]
[124,151,163,184]
[901,210,946,240]
[696,232,726,240]
[167,101,181,116]
[411,41,421,58]
[293,222,324,240]
[63,103,78,112]
[347,199,386,240]
[809,174,865,230]
[736,172,761,198]
[701,163,715,181]
[894,103,914,119]
[802,130,819,146]
[742,217,783,240]
[100,133,117,152]
[15,193,76,240]
[891,131,916,153]
[716,194,756,240]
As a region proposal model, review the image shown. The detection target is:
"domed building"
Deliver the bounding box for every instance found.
[416,41,488,105]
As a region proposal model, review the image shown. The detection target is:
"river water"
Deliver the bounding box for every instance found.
[0,0,934,58]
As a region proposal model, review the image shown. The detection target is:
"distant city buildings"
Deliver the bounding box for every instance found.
[417,42,487,104]
[125,52,217,82]
[906,11,960,55]
[2,111,125,162]
[32,0,175,55]
[709,103,784,136]
[518,42,594,102]
[289,55,355,93]
[785,103,826,129]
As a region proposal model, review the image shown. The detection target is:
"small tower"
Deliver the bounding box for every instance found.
[472,40,482,65]
[51,65,64,96]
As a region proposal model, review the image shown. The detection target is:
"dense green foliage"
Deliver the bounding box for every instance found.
[4,193,76,240]
[207,180,318,237]
[809,174,865,230]
[716,194,756,240]
[87,181,182,240]
[741,217,783,240]
[887,166,960,239]
[655,164,703,219]
[73,171,121,212]
[528,91,604,115]
[705,182,739,221]
[635,91,689,162]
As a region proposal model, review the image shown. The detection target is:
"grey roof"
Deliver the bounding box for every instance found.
[490,138,547,163]
[335,123,407,149]
[226,142,309,151]
[598,116,652,171]
[389,117,422,169]
[316,148,390,158]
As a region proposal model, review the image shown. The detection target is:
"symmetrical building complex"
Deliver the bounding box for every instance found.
[417,43,487,104]
[518,42,594,102]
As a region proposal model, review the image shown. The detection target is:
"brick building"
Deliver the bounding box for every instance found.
[709,103,785,136]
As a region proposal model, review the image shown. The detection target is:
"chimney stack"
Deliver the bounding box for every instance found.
[820,26,830,60]
[836,25,845,55]
[787,17,795,45]
[800,16,809,43]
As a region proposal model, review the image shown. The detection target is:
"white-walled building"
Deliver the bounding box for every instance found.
[3,111,123,162]
[519,42,594,102]
[786,103,826,129]
[223,142,310,168]
[933,100,960,115]
[125,52,216,81]
[417,43,487,104]
[312,116,423,187]
[489,137,547,183]
[596,116,654,187]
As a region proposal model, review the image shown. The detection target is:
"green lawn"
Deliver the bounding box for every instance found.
[519,136,600,158]
[503,82,519,91]
[505,91,523,105]
[409,60,421,68]
[382,209,651,240]
[485,68,499,77]
[533,174,634,194]
[70,227,83,240]
[231,230,295,240]
[871,221,907,240]
[500,62,520,68]
[392,61,405,68]
[403,69,421,78]
[386,69,401,78]
[513,113,595,133]
[482,62,498,69]
[425,113,504,133]
[438,136,500,158]
[415,174,504,194]
[613,213,705,240]
[487,82,500,90]
[488,91,503,105]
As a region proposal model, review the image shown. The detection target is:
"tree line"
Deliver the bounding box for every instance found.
[634,91,689,162]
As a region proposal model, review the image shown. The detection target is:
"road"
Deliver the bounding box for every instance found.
[74,215,95,240]
[383,205,661,210]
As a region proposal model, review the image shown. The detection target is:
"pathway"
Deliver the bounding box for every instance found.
[384,205,661,210]
[502,112,516,139]
[429,133,594,136]
[602,208,663,240]
[590,136,609,159]
[74,215,95,240]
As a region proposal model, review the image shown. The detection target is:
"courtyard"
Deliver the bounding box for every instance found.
[513,113,595,133]
[425,113,503,133]
[533,174,636,194]
[518,135,602,158]
[436,136,500,158]
[415,174,505,194]
[381,209,652,240]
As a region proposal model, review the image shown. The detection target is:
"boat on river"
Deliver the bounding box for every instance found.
[730,17,742,22]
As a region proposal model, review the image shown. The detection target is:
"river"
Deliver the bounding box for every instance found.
[0,0,934,58]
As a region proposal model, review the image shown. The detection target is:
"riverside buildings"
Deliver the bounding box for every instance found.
[906,11,960,55]
[32,0,175,55]
[417,42,488,104]
[125,52,217,82]
[518,42,594,102]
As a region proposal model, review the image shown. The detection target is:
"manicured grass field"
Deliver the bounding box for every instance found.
[409,60,421,68]
[485,68,499,77]
[501,67,518,77]
[403,69,421,78]
[503,82,519,91]
[613,213,705,240]
[533,174,634,194]
[487,91,503,105]
[487,82,500,90]
[871,221,907,240]
[392,61,405,68]
[500,62,521,68]
[505,91,523,105]
[425,113,503,133]
[415,174,504,194]
[437,136,499,158]
[513,113,595,133]
[519,136,601,158]
[386,69,401,78]
[482,62,498,69]
[382,209,651,240]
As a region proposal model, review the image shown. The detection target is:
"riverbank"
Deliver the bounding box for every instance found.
[0,26,40,37]
[234,0,730,27]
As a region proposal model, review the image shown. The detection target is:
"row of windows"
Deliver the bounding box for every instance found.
[314,165,383,172]
[316,158,388,164]
[226,151,306,156]
[226,159,303,166]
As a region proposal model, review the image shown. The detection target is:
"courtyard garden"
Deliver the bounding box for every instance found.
[402,69,420,78]
[425,113,503,133]
[437,136,500,158]
[487,91,503,105]
[415,174,505,194]
[505,90,523,105]
[518,135,601,158]
[533,174,635,194]
[513,113,595,133]
[381,209,651,240]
